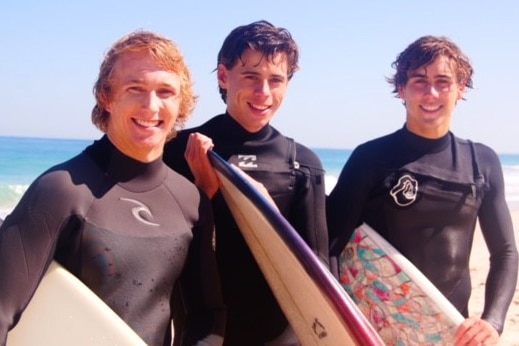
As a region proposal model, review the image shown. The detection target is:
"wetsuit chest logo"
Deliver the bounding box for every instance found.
[390,174,418,207]
[237,155,258,168]
[120,198,160,227]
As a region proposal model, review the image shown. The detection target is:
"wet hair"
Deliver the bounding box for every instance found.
[387,35,474,95]
[216,20,299,103]
[91,30,196,140]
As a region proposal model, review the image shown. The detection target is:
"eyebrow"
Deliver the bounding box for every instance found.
[119,77,179,88]
[240,69,286,80]
[240,69,260,76]
[408,71,453,79]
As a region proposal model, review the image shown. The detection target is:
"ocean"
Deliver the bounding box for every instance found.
[1,136,519,218]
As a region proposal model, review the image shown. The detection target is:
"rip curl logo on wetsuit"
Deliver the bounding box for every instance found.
[390,174,418,207]
[120,198,160,226]
[237,155,258,168]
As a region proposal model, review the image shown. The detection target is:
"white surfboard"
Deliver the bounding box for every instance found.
[208,151,384,345]
[339,223,465,345]
[7,260,147,346]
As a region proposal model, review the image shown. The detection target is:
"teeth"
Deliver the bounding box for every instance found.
[134,119,160,127]
[251,104,270,111]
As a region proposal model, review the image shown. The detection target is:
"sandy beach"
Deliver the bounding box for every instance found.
[469,209,519,345]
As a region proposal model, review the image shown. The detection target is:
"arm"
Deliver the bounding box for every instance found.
[176,192,226,345]
[455,147,518,345]
[184,133,220,199]
[478,149,518,332]
[0,177,73,344]
[327,146,373,257]
[326,146,377,279]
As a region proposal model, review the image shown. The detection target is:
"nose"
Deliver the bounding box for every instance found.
[426,84,440,97]
[142,91,161,113]
[255,79,271,95]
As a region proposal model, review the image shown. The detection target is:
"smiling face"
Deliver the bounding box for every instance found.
[217,48,290,133]
[104,51,182,162]
[398,55,466,139]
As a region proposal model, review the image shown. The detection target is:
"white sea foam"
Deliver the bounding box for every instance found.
[324,175,338,195]
[0,208,11,220]
[0,184,28,213]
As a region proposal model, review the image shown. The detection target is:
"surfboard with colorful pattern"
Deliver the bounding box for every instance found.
[339,223,464,345]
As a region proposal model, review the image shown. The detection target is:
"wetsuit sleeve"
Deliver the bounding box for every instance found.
[327,145,374,256]
[290,145,329,266]
[475,146,518,333]
[0,173,84,344]
[326,145,378,277]
[175,192,226,345]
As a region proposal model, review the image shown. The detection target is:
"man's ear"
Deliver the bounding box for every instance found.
[217,64,227,88]
[458,85,467,101]
[397,86,406,100]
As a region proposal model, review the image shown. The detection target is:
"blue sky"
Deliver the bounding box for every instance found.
[2,1,518,153]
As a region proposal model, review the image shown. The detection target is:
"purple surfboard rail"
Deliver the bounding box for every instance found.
[208,150,383,345]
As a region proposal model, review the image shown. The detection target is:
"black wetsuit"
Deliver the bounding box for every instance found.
[0,136,225,346]
[163,113,329,345]
[327,126,518,333]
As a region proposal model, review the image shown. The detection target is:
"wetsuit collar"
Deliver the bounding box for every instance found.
[401,125,451,154]
[223,112,273,142]
[85,136,167,192]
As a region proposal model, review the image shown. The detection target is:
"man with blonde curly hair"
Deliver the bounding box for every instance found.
[91,30,196,141]
[0,30,225,346]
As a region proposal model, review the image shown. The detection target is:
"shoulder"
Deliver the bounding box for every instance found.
[473,142,499,161]
[178,114,226,138]
[455,137,501,165]
[165,128,192,153]
[362,130,400,148]
[294,142,323,169]
[19,153,97,214]
[165,167,199,195]
[164,115,224,154]
[164,167,212,220]
[352,130,401,159]
[38,153,96,192]
[164,167,209,206]
[453,136,505,185]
